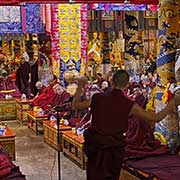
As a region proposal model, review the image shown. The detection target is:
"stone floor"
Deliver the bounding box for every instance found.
[6,121,86,180]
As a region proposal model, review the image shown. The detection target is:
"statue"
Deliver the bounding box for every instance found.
[64,60,79,96]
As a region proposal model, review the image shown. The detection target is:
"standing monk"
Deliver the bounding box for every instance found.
[16,54,31,98]
[72,70,179,180]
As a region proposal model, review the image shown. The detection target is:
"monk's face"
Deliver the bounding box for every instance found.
[20,58,25,64]
[2,74,8,81]
[133,87,141,97]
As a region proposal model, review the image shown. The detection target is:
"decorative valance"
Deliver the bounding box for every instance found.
[0,4,45,34]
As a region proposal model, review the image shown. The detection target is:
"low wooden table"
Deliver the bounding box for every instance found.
[62,131,86,169]
[120,169,141,180]
[0,99,16,120]
[27,111,48,135]
[0,127,16,160]
[43,120,72,150]
[16,99,32,124]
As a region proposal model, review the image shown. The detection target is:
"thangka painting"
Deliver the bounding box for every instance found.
[124,11,143,76]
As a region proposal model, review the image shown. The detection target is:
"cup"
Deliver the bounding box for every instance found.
[72,127,76,134]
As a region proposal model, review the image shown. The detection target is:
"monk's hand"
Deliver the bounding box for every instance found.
[77,76,88,88]
[53,84,64,95]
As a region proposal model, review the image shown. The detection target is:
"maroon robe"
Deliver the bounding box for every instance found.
[0,77,21,99]
[0,145,26,180]
[125,94,168,159]
[84,89,134,180]
[16,62,31,98]
[32,80,70,111]
[30,61,38,96]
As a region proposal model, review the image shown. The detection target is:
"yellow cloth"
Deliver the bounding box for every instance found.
[162,83,170,104]
[0,89,16,93]
[58,4,81,62]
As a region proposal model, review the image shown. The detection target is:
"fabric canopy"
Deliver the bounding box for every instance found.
[0,0,159,5]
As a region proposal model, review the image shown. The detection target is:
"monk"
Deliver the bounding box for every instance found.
[16,55,31,98]
[32,75,70,111]
[0,70,21,99]
[72,70,179,180]
[125,84,168,158]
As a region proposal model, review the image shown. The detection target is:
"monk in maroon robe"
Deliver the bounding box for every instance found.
[125,85,168,159]
[16,57,31,98]
[72,70,179,180]
[32,79,70,111]
[0,70,21,99]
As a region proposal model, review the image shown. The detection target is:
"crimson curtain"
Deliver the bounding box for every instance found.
[1,0,158,5]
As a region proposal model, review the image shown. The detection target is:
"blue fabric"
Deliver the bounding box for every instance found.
[87,3,147,10]
[0,22,22,33]
[156,92,163,100]
[25,4,45,34]
[157,52,176,67]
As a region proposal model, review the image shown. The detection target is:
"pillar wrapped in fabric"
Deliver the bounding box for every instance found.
[155,0,180,151]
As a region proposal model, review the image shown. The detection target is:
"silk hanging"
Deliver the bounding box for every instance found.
[25,3,45,34]
[0,6,22,33]
[58,4,81,62]
[51,4,60,79]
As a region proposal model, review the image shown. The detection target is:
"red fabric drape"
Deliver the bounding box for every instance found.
[0,0,19,5]
[0,0,158,5]
[19,0,158,5]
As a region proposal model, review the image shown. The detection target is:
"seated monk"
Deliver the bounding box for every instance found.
[32,74,70,111]
[125,84,168,159]
[0,69,21,99]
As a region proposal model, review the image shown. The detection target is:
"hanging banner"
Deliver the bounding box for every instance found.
[58,4,81,62]
[124,11,141,77]
[88,3,147,11]
[18,0,158,5]
[51,4,60,80]
[25,3,45,34]
[51,4,60,62]
[81,4,87,62]
[0,6,22,33]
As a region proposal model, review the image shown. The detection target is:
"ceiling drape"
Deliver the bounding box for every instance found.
[0,0,158,5]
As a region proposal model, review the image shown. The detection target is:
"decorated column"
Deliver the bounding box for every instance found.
[155,0,180,150]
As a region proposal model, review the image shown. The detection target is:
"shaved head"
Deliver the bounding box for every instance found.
[112,70,129,89]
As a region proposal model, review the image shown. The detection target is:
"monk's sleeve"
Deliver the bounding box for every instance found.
[124,96,134,115]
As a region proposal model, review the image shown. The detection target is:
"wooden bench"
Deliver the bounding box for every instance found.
[62,130,86,169]
[0,126,16,160]
[43,120,72,150]
[27,111,48,135]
